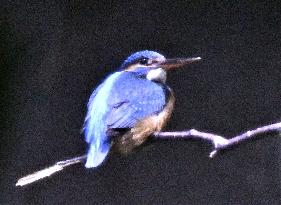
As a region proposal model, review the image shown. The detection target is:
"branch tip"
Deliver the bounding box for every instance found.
[209,150,218,158]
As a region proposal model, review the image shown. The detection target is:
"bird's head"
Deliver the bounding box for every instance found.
[120,50,201,84]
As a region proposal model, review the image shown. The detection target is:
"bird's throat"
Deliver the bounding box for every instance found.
[146,68,167,84]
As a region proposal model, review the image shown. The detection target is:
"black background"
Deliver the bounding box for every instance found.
[1,1,281,204]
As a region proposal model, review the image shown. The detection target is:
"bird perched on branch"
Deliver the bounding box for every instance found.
[17,50,281,186]
[15,50,201,186]
[83,50,201,168]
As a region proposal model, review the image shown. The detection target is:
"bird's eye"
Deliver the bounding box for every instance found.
[139,58,149,65]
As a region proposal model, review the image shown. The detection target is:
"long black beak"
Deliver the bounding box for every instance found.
[157,57,201,70]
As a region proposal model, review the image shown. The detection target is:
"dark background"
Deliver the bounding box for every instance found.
[1,1,281,204]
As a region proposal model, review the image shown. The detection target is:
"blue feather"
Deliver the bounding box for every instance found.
[84,50,169,168]
[84,71,167,168]
[106,72,167,128]
[84,72,122,168]
[120,50,165,69]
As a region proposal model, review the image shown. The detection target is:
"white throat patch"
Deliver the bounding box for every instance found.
[146,68,167,84]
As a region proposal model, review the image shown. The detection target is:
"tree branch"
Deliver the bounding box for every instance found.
[16,121,281,187]
[153,122,281,157]
[15,155,87,187]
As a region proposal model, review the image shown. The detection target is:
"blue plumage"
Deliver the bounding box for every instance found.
[120,50,165,69]
[84,72,123,168]
[84,51,168,168]
[106,72,167,128]
[84,71,167,168]
[83,50,201,168]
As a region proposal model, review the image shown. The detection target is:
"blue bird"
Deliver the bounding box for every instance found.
[83,50,201,168]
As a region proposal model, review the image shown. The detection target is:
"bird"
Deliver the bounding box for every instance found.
[83,50,201,168]
[15,50,201,186]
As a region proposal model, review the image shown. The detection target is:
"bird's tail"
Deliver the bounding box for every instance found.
[85,142,111,168]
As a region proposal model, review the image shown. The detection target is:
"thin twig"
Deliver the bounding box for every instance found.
[16,155,87,187]
[153,122,281,158]
[16,121,281,187]
[210,122,281,157]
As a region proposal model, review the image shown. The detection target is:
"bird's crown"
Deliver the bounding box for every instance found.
[120,50,166,70]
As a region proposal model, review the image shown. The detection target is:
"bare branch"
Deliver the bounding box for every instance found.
[16,121,281,187]
[16,155,87,187]
[153,122,281,157]
[211,122,281,157]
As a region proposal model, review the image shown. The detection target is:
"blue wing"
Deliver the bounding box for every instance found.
[106,72,167,128]
[83,71,167,168]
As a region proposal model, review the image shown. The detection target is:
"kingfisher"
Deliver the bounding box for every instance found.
[84,50,201,168]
